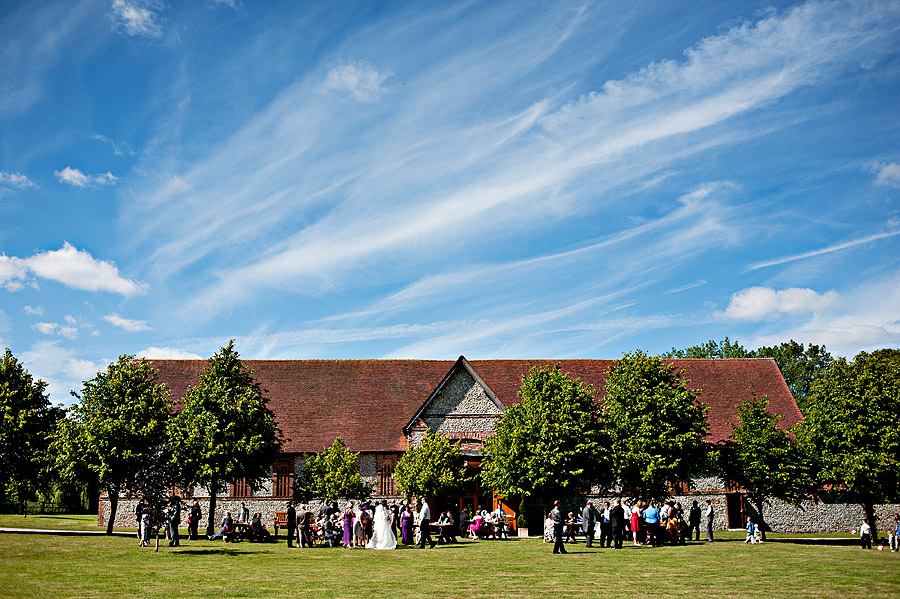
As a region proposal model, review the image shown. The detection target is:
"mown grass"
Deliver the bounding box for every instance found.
[1,521,897,599]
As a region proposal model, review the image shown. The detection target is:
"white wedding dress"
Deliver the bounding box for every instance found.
[366,504,397,550]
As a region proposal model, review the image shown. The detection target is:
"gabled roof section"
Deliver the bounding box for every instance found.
[147,356,800,453]
[403,355,505,434]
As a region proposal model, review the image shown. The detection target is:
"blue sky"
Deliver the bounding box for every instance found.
[1,0,899,403]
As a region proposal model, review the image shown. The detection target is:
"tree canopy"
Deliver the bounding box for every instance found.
[299,436,370,501]
[797,349,900,536]
[661,337,752,359]
[53,355,171,533]
[0,349,61,505]
[168,341,283,534]
[753,341,833,414]
[718,393,805,540]
[602,351,708,503]
[661,338,833,415]
[480,363,610,510]
[395,430,465,500]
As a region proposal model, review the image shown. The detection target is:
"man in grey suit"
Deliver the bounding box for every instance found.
[705,499,715,542]
[582,501,597,548]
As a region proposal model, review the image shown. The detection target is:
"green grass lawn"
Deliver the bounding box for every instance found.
[1,520,898,599]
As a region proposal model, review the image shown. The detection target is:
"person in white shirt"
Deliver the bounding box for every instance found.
[417,499,436,548]
[860,517,872,549]
[705,499,714,542]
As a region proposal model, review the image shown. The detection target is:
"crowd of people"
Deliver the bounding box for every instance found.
[133,495,517,550]
[546,498,716,553]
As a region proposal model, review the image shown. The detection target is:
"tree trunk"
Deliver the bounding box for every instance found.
[863,502,877,543]
[206,480,218,537]
[755,498,766,542]
[107,489,119,535]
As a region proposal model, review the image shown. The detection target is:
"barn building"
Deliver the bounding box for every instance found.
[99,356,890,532]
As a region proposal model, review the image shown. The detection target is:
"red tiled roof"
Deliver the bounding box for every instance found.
[148,357,800,453]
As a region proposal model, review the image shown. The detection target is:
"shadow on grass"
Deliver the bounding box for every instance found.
[173,549,252,556]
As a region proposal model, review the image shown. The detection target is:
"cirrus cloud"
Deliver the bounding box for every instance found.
[321,62,391,102]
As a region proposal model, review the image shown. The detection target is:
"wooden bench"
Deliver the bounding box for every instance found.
[273,512,288,537]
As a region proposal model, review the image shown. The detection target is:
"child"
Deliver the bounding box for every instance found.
[744,516,758,544]
[859,517,872,549]
[139,508,151,547]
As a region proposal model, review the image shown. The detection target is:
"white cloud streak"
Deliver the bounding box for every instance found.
[104,313,152,332]
[127,1,899,322]
[745,230,900,271]
[54,166,117,187]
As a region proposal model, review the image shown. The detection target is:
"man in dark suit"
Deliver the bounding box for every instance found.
[600,501,612,547]
[687,500,702,541]
[286,501,297,547]
[551,500,567,554]
[582,501,597,548]
[609,499,626,549]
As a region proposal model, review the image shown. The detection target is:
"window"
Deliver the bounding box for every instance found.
[230,477,252,498]
[272,456,295,498]
[377,454,400,496]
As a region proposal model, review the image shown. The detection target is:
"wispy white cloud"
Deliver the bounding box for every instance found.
[138,347,203,360]
[104,313,152,332]
[91,132,132,156]
[0,171,35,188]
[33,322,59,336]
[110,0,161,38]
[23,305,43,316]
[1,242,147,296]
[745,229,900,271]
[321,62,391,102]
[717,286,839,321]
[54,166,117,187]
[665,280,707,294]
[130,0,899,323]
[869,161,900,188]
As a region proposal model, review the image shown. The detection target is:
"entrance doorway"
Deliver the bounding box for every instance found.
[725,493,744,529]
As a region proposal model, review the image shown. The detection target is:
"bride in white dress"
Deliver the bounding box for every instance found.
[366,503,397,550]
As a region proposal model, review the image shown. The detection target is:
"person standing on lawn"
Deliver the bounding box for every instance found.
[167,496,181,547]
[686,500,701,541]
[705,499,715,542]
[582,501,597,548]
[188,499,202,540]
[417,498,436,548]
[610,499,626,549]
[286,501,297,547]
[551,500,567,554]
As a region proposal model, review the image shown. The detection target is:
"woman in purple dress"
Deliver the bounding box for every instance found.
[342,503,354,548]
[400,505,414,545]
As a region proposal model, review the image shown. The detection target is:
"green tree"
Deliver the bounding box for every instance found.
[753,340,833,415]
[53,355,171,534]
[797,349,900,540]
[300,436,370,501]
[603,351,709,503]
[718,393,806,541]
[395,430,465,500]
[169,341,283,535]
[480,364,610,520]
[661,337,752,359]
[0,349,62,507]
